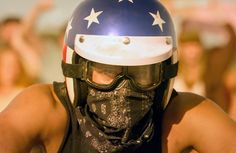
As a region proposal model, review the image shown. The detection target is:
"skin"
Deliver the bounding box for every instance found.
[0,84,66,153]
[0,71,236,152]
[0,49,23,112]
[0,50,21,87]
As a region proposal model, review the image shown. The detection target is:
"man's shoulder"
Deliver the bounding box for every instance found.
[15,83,56,103]
[162,91,227,140]
[0,83,68,153]
[161,92,205,153]
[164,91,210,121]
[162,92,236,153]
[20,83,53,95]
[3,83,61,115]
[170,91,206,108]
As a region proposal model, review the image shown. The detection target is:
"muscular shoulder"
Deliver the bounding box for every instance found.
[13,84,55,104]
[162,92,236,153]
[163,92,230,128]
[0,84,67,152]
[165,92,206,114]
[2,84,60,116]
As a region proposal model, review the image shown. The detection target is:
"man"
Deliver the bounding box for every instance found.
[0,0,236,153]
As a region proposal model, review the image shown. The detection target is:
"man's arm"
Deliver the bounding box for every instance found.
[10,0,54,80]
[0,84,67,153]
[21,0,54,35]
[188,98,236,153]
[162,92,236,153]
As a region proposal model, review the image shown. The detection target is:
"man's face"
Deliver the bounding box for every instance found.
[0,50,21,86]
[90,63,122,85]
[0,22,20,42]
[179,41,203,66]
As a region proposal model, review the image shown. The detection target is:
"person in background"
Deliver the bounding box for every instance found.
[0,44,32,112]
[0,0,54,81]
[175,20,236,112]
[204,23,236,112]
[0,0,53,112]
[174,28,205,96]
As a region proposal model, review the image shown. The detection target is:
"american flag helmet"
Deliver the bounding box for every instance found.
[62,0,178,108]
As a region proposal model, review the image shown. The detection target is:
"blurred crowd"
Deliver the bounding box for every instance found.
[0,0,64,113]
[0,0,236,123]
[162,0,236,120]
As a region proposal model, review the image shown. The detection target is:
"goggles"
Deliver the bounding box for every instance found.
[62,59,178,92]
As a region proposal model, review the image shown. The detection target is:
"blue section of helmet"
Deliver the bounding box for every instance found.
[66,0,176,49]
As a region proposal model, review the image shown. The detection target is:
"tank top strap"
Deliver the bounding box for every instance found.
[170,89,178,100]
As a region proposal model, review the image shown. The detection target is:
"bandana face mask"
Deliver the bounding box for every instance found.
[87,80,155,129]
[76,80,155,153]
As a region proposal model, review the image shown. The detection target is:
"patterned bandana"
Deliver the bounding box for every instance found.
[76,81,155,153]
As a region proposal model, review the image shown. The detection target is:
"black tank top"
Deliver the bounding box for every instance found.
[53,82,178,153]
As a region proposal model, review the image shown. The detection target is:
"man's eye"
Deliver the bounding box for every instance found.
[102,70,118,78]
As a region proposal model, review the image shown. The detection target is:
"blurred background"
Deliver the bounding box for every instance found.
[0,0,236,119]
[1,0,78,32]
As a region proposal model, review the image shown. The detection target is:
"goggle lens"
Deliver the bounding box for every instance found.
[88,62,122,85]
[87,61,161,90]
[128,65,161,88]
[61,58,178,91]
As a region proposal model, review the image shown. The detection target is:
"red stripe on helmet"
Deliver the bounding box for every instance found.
[62,44,67,62]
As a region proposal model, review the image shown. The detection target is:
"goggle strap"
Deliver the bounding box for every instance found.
[62,61,84,78]
[163,62,178,80]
